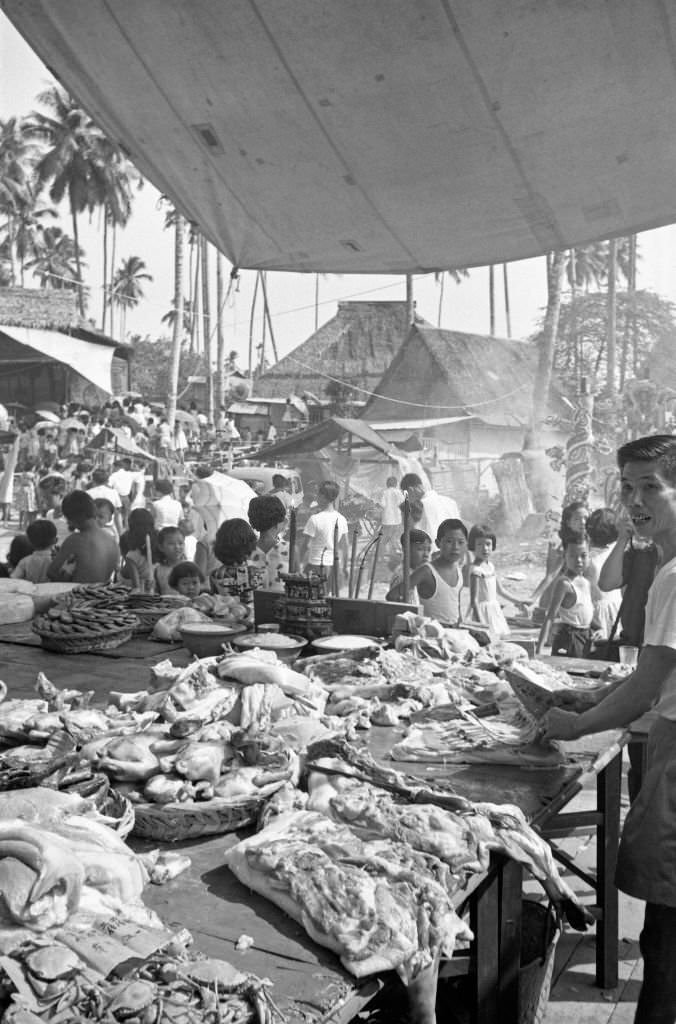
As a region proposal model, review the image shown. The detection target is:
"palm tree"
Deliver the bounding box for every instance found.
[11,201,57,286]
[161,296,193,335]
[502,264,512,338]
[111,255,153,342]
[0,117,37,284]
[488,265,495,335]
[530,250,565,444]
[99,142,139,333]
[435,267,470,326]
[26,86,110,316]
[167,213,186,430]
[24,225,84,289]
[216,250,225,409]
[200,236,213,420]
[606,237,617,396]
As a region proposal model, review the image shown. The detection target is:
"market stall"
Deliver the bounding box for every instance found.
[0,585,630,1024]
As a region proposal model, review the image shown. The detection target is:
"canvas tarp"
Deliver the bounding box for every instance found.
[4,1,676,273]
[86,427,157,461]
[0,325,115,395]
[249,417,397,460]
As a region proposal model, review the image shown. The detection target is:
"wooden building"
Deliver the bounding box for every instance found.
[0,288,130,409]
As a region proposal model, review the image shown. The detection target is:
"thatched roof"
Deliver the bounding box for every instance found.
[255,300,426,400]
[363,325,567,427]
[0,287,127,349]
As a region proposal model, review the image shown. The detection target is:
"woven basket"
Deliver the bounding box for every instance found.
[131,609,169,635]
[132,796,260,841]
[34,624,136,654]
[519,901,561,1024]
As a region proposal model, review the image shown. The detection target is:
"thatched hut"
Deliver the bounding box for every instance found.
[254,300,423,415]
[362,325,567,459]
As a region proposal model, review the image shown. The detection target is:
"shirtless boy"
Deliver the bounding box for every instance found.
[47,491,119,584]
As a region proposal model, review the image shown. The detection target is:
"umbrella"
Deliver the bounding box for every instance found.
[34,420,61,433]
[174,410,197,425]
[110,413,148,434]
[59,417,87,431]
[190,471,257,541]
[34,410,60,423]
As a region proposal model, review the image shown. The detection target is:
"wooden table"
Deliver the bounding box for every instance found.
[0,636,626,1024]
[368,726,626,1024]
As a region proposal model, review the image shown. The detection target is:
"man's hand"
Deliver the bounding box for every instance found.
[542,707,581,742]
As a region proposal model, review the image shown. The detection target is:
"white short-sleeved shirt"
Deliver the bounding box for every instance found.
[152,494,183,529]
[87,484,122,509]
[380,486,404,526]
[644,555,676,719]
[109,468,134,498]
[303,510,348,567]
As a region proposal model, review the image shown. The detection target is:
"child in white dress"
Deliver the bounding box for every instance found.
[467,524,528,637]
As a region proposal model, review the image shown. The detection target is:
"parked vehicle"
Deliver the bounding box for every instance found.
[228,465,304,508]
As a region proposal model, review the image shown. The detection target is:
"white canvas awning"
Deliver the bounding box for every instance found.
[0,326,115,394]
[367,416,473,432]
[5,1,676,273]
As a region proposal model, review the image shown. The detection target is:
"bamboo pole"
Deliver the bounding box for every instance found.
[367,529,382,600]
[402,497,411,602]
[332,520,340,597]
[287,508,297,575]
[348,522,360,598]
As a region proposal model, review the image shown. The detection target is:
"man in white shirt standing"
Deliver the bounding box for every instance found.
[544,434,676,1024]
[400,472,459,545]
[108,457,135,526]
[379,475,404,556]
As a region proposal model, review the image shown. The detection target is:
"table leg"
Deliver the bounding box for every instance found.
[469,868,500,1024]
[596,751,621,988]
[499,859,523,1022]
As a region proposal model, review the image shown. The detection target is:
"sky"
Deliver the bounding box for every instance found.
[3,12,676,373]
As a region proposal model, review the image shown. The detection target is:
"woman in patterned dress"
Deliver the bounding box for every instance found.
[248,495,289,592]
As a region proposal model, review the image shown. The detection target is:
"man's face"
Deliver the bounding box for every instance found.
[620,458,676,543]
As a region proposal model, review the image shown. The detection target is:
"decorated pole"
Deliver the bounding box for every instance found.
[564,377,595,505]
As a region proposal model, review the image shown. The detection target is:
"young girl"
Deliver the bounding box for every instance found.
[168,561,205,600]
[385,529,432,605]
[248,495,289,591]
[154,526,187,594]
[120,509,157,592]
[536,530,595,657]
[409,518,468,625]
[0,535,34,579]
[211,518,263,606]
[94,498,119,542]
[466,524,528,637]
[531,499,590,619]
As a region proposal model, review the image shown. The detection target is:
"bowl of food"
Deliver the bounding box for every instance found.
[180,621,249,658]
[309,634,383,655]
[231,631,308,664]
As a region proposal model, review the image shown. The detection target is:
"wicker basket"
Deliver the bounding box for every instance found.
[518,901,561,1024]
[33,624,136,654]
[132,796,260,841]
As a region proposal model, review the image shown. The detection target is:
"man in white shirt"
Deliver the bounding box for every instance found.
[400,472,459,544]
[379,475,404,555]
[544,434,676,1023]
[108,457,135,526]
[87,468,123,535]
[152,478,183,529]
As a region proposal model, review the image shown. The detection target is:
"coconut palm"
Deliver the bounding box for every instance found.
[434,267,470,327]
[111,255,153,341]
[24,225,85,289]
[166,212,186,430]
[0,116,38,284]
[26,86,110,316]
[99,142,139,333]
[530,250,565,443]
[11,201,58,287]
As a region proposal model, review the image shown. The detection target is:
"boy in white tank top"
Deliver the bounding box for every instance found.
[409,518,468,625]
